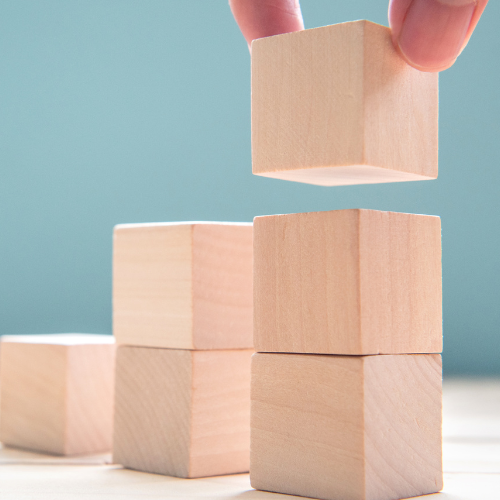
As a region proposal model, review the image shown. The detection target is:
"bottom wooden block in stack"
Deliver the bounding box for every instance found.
[113,346,252,478]
[251,353,443,500]
[0,334,116,456]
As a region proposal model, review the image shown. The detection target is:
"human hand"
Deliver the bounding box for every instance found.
[229,0,488,72]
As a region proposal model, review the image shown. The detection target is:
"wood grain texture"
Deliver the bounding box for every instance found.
[0,334,115,456]
[251,352,443,500]
[113,346,252,478]
[251,20,438,186]
[113,222,253,349]
[254,209,442,355]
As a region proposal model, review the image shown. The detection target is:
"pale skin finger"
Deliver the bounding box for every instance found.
[228,0,303,48]
[389,0,489,72]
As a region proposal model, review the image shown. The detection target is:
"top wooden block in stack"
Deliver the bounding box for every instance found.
[251,20,438,186]
[113,222,253,350]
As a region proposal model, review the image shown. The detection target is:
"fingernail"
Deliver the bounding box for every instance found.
[398,0,476,71]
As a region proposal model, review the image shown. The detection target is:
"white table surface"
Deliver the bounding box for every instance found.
[0,378,499,500]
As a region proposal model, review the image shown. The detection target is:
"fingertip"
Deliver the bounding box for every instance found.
[229,0,304,46]
[390,0,485,72]
[460,0,488,51]
[388,0,413,46]
[396,44,457,72]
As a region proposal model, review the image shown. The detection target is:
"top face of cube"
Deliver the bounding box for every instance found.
[113,222,253,350]
[251,20,438,186]
[254,209,442,355]
[0,333,115,346]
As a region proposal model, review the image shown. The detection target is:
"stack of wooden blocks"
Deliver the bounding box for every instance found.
[249,21,443,500]
[112,222,254,478]
[0,19,446,500]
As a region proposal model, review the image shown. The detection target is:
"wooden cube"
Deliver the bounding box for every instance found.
[252,20,438,186]
[251,352,443,500]
[0,334,115,456]
[113,346,252,478]
[254,209,442,355]
[113,222,253,349]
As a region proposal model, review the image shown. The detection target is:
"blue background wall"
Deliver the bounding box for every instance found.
[0,1,498,375]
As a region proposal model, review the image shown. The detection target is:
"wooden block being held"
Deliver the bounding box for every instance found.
[113,222,253,349]
[254,209,442,355]
[0,334,115,456]
[251,352,443,500]
[113,346,252,478]
[252,20,438,186]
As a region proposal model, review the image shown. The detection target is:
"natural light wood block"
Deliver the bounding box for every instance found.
[254,209,442,355]
[251,20,438,186]
[0,334,115,456]
[113,346,252,478]
[251,352,443,500]
[113,222,253,349]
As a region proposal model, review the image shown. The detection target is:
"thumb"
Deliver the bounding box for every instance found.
[389,0,489,72]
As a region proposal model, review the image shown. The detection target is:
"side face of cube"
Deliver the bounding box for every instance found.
[250,353,443,500]
[363,354,443,500]
[192,223,253,349]
[252,21,365,181]
[113,224,194,349]
[0,341,67,455]
[113,346,193,477]
[65,343,116,455]
[250,353,366,500]
[251,20,438,187]
[189,349,252,477]
[254,210,363,354]
[359,210,443,354]
[362,22,438,180]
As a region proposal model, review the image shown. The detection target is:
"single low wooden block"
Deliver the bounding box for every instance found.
[254,209,442,355]
[251,20,438,186]
[113,222,253,349]
[251,352,443,500]
[113,346,252,478]
[0,334,115,456]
